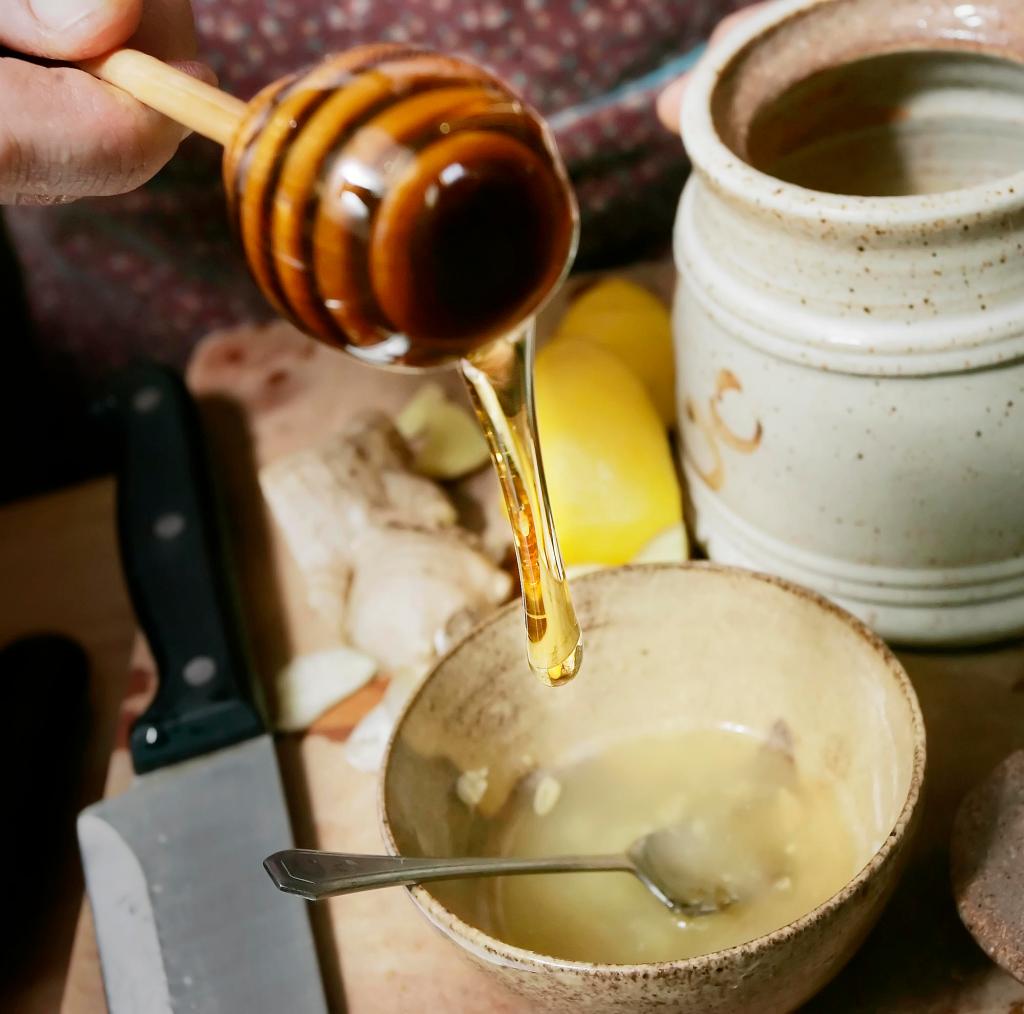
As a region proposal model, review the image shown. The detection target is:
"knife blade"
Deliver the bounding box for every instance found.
[77,363,327,1014]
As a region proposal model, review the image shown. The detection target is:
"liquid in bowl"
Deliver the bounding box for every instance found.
[444,726,860,964]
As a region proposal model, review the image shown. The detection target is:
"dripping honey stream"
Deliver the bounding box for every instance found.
[462,329,582,684]
[83,45,584,683]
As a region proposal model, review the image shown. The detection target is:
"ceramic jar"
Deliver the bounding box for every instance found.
[674,0,1024,644]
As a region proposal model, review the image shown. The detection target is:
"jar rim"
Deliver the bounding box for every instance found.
[680,0,1024,229]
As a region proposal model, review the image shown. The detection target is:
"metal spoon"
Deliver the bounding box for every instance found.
[265,818,784,916]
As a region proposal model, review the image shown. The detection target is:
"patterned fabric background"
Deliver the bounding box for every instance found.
[4,0,750,383]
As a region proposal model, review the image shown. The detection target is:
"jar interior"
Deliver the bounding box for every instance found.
[746,50,1024,196]
[709,0,1024,197]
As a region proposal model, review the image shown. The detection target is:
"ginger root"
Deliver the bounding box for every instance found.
[260,413,512,683]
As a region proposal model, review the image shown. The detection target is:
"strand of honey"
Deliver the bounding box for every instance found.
[462,329,582,685]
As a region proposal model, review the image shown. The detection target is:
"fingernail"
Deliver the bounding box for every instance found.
[30,0,110,32]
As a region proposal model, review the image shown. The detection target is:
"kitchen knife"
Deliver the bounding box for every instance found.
[77,363,327,1014]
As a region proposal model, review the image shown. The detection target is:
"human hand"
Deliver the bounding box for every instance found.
[656,3,769,134]
[0,0,213,204]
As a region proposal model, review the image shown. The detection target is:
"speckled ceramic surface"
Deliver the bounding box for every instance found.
[381,565,926,1014]
[951,748,1024,984]
[675,0,1024,645]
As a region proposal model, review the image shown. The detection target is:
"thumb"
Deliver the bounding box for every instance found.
[656,74,688,134]
[0,0,143,61]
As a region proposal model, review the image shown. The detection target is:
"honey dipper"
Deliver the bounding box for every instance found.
[84,45,583,683]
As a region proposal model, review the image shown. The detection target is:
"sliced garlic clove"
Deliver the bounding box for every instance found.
[397,384,490,480]
[631,522,690,564]
[532,774,562,816]
[274,646,377,732]
[456,767,490,808]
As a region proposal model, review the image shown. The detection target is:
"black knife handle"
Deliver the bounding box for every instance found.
[106,364,265,774]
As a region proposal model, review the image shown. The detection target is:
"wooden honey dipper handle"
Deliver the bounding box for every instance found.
[81,49,246,147]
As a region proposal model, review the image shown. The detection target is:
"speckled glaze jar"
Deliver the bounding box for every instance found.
[674,0,1024,645]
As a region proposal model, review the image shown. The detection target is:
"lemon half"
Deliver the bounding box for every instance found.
[554,278,677,426]
[535,339,682,566]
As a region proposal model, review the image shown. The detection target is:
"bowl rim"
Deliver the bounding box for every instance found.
[379,561,927,975]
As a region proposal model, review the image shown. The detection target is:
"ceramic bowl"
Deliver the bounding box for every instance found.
[381,565,926,1014]
[674,0,1024,645]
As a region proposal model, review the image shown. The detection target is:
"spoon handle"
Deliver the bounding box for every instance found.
[265,849,633,901]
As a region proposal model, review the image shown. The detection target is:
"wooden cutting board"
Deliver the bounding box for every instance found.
[60,317,526,1014]
[61,277,1024,1013]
